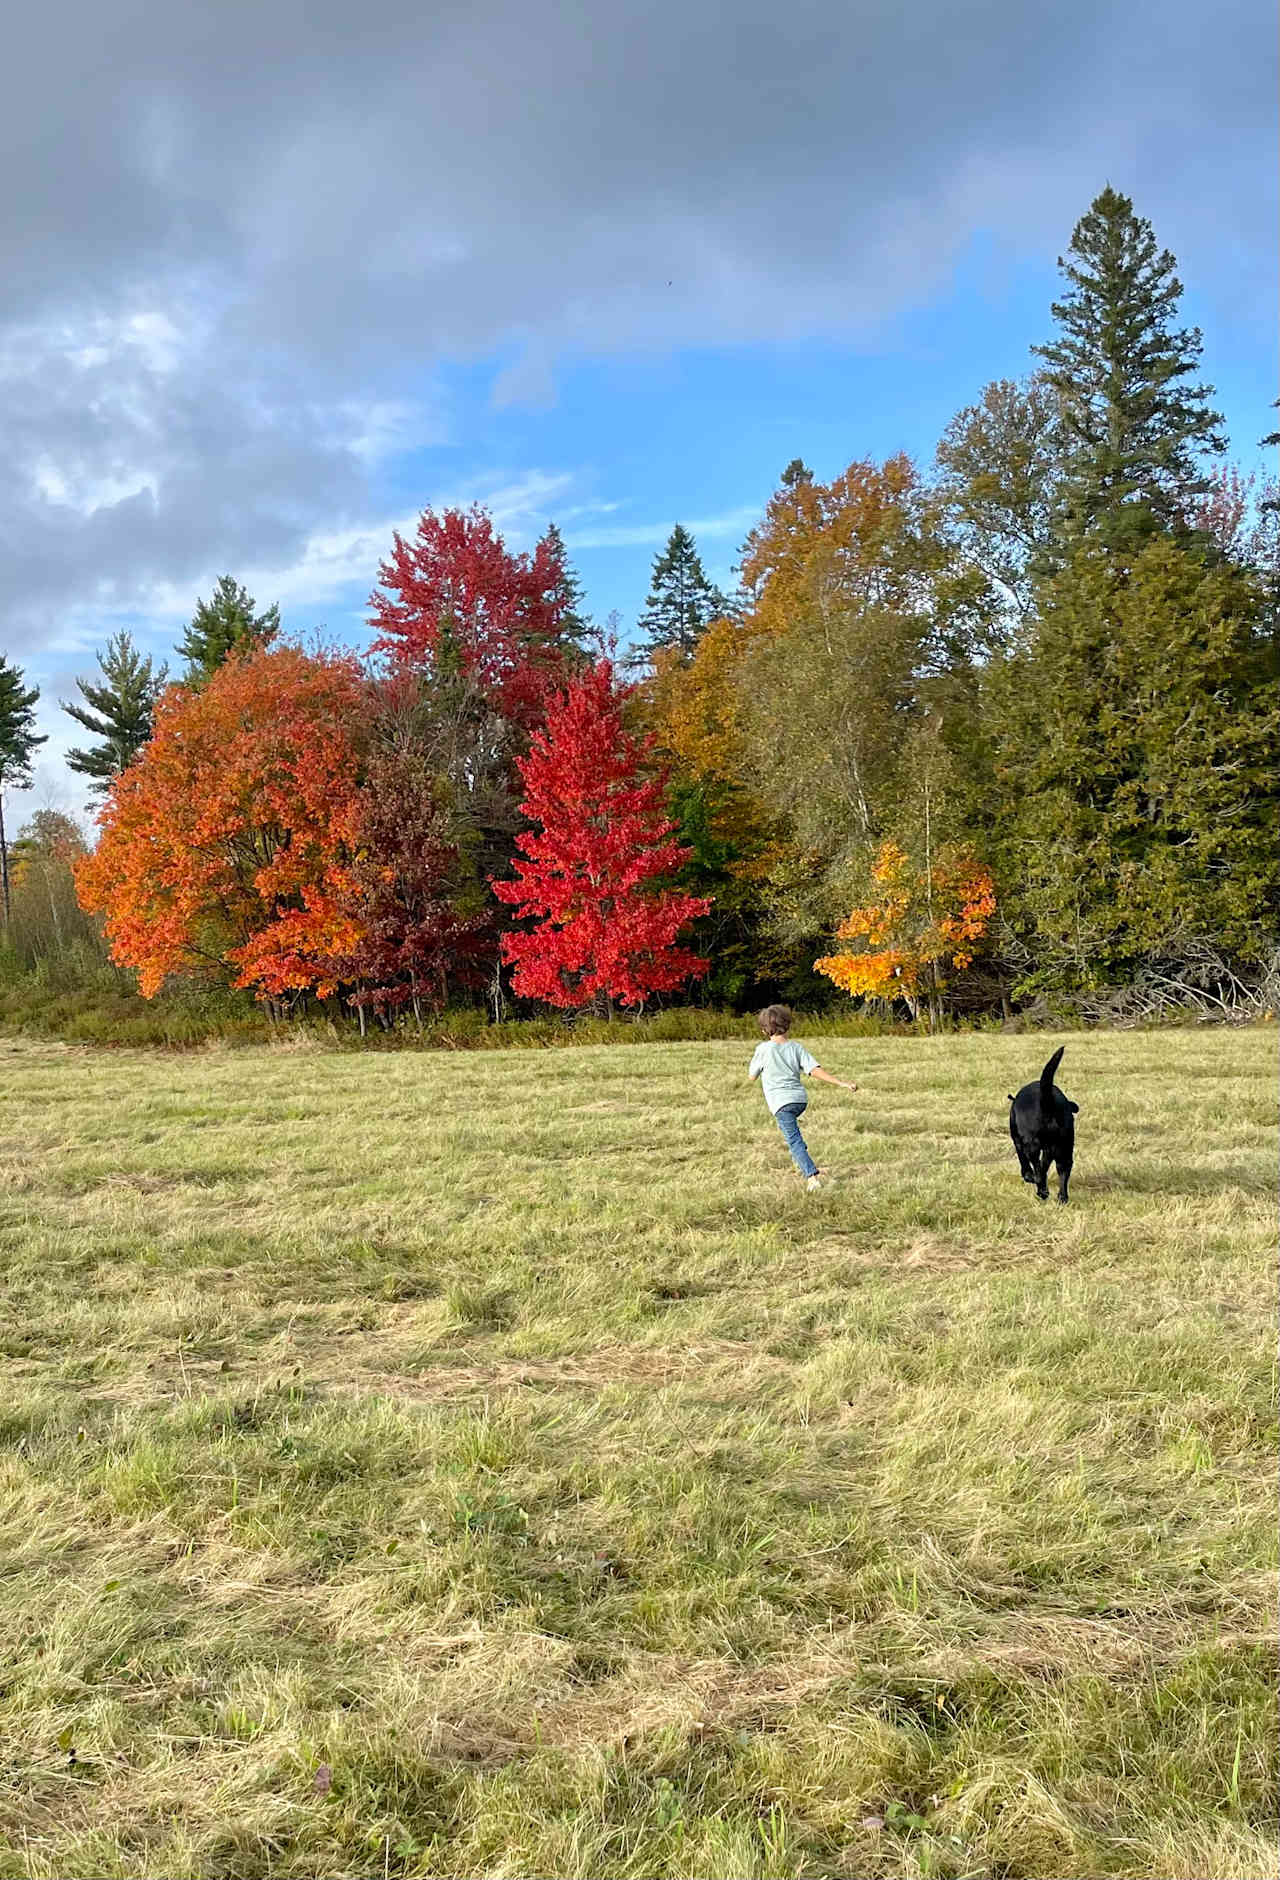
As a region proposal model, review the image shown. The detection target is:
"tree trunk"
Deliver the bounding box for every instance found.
[46,863,63,951]
[0,791,9,928]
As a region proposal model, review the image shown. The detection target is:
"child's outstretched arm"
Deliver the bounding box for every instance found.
[809,1065,858,1091]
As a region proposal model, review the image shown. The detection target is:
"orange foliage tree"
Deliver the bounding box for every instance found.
[76,647,369,1001]
[644,617,770,851]
[815,840,996,1020]
[738,454,932,633]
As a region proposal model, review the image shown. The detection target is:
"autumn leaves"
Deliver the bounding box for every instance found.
[75,515,711,1018]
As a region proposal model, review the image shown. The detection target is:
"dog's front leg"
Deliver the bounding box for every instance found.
[1034,1149,1051,1201]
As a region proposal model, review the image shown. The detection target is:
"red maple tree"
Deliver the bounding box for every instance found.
[368,505,575,728]
[337,740,493,1025]
[75,646,369,1000]
[492,660,711,1012]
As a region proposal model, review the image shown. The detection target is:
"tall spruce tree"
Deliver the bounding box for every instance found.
[0,657,47,925]
[62,632,168,794]
[178,576,280,684]
[542,522,593,660]
[632,525,730,664]
[1034,187,1225,548]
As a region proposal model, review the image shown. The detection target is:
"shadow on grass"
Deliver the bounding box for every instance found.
[1084,1165,1272,1198]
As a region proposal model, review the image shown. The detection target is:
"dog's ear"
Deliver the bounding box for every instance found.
[1006,1094,1015,1102]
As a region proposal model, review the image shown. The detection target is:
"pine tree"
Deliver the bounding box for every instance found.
[178,576,280,684]
[541,522,593,660]
[991,536,1278,991]
[62,632,169,794]
[0,656,47,925]
[1034,187,1225,548]
[632,525,730,665]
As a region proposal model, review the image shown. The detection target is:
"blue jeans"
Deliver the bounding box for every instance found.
[774,1101,818,1178]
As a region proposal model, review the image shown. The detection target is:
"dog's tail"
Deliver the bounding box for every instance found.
[1039,1045,1065,1104]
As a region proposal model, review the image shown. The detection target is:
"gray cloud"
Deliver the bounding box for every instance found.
[1,0,1273,656]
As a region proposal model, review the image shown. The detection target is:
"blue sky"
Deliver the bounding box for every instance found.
[2,0,1274,818]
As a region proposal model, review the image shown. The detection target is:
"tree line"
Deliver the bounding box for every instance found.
[2,187,1276,1028]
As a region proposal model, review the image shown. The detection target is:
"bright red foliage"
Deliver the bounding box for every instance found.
[75,647,368,1000]
[368,506,573,728]
[492,661,711,1010]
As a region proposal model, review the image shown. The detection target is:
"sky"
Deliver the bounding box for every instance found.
[3,0,1275,820]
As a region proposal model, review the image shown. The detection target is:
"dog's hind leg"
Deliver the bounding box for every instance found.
[1056,1154,1071,1205]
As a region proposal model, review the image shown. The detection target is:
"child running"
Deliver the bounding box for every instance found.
[748,1004,857,1191]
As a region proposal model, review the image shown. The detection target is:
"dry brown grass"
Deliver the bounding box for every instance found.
[0,1027,1274,1877]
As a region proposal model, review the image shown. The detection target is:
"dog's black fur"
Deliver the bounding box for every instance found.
[1007,1045,1078,1204]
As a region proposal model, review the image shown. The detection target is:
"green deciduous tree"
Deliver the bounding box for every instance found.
[0,657,46,926]
[935,374,1066,623]
[1034,186,1225,550]
[178,576,280,684]
[732,456,992,945]
[62,632,169,793]
[632,524,730,665]
[7,811,91,965]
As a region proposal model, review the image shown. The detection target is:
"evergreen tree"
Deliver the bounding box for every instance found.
[990,536,1278,992]
[62,632,169,794]
[632,525,730,665]
[0,656,47,925]
[178,576,280,684]
[1034,187,1225,549]
[541,522,593,660]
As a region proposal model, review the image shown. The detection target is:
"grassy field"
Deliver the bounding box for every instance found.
[0,1027,1274,1880]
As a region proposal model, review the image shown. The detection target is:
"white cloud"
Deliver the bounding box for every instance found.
[334,397,442,467]
[125,311,183,374]
[0,0,1270,680]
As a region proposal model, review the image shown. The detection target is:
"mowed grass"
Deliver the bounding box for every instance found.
[0,1028,1274,1880]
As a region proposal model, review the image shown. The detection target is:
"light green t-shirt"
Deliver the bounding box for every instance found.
[748,1037,819,1114]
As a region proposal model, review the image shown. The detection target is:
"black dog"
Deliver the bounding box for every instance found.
[1008,1045,1078,1204]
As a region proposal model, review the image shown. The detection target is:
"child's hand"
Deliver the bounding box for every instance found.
[843,1079,858,1092]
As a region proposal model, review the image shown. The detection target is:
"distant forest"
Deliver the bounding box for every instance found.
[2,187,1275,1039]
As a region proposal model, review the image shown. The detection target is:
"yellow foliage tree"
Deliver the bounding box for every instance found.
[816,840,996,1020]
[644,617,770,857]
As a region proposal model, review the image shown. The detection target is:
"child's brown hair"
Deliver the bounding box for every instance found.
[758,1004,792,1038]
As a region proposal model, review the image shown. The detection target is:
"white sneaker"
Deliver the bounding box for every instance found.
[806,1174,822,1191]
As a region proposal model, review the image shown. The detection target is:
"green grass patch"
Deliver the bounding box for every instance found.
[0,1028,1274,1877]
